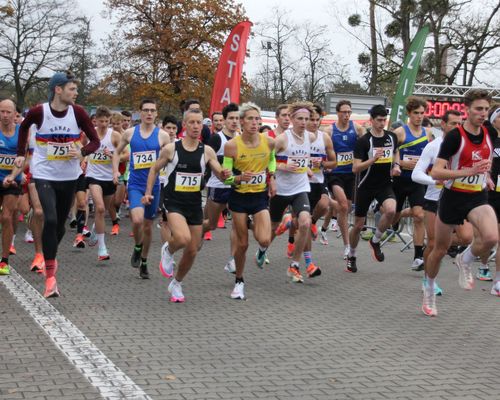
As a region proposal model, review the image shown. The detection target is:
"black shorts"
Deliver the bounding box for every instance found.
[86,177,117,196]
[159,183,167,222]
[423,199,438,214]
[207,187,231,205]
[308,183,329,211]
[393,176,425,211]
[0,184,21,197]
[228,190,269,215]
[270,192,310,222]
[488,192,500,221]
[355,185,396,218]
[438,189,488,225]
[164,201,203,226]
[75,174,87,193]
[327,173,355,201]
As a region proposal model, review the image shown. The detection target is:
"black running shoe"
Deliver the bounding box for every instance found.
[130,248,141,268]
[447,245,458,258]
[69,219,77,229]
[369,238,385,262]
[346,256,357,273]
[139,262,149,279]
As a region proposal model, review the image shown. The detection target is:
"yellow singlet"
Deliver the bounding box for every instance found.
[234,133,270,194]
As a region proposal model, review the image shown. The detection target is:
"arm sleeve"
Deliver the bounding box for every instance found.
[17,105,43,156]
[222,156,235,185]
[411,143,436,186]
[437,130,461,160]
[74,105,100,156]
[268,150,276,173]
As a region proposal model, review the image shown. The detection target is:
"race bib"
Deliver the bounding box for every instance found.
[287,156,308,173]
[175,172,202,192]
[89,150,111,165]
[0,154,16,170]
[452,174,485,192]
[47,142,72,161]
[402,154,420,169]
[373,147,393,164]
[241,171,266,187]
[496,175,500,192]
[133,150,156,169]
[310,157,323,173]
[337,151,353,166]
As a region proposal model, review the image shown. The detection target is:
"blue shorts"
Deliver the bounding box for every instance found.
[207,187,231,204]
[128,186,160,220]
[228,190,269,215]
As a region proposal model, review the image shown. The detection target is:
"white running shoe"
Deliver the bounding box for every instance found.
[411,258,424,271]
[343,246,350,260]
[319,230,328,245]
[231,282,245,299]
[87,225,98,247]
[24,229,34,243]
[224,257,236,274]
[168,280,185,303]
[491,281,500,297]
[159,242,175,278]
[456,252,474,290]
[329,220,338,232]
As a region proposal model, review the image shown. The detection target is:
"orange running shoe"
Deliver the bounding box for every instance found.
[9,244,16,255]
[30,253,45,274]
[44,276,59,298]
[287,265,304,283]
[286,243,295,258]
[204,231,212,240]
[111,224,120,236]
[275,213,292,236]
[306,263,322,278]
[310,223,318,241]
[217,213,225,229]
[73,234,85,248]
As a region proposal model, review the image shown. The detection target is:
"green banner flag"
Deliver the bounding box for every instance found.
[389,26,429,125]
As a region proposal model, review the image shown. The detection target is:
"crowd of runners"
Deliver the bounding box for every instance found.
[0,71,499,317]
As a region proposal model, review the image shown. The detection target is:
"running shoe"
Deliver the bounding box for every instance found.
[255,249,267,269]
[345,256,357,273]
[275,213,292,236]
[130,246,141,268]
[311,223,318,241]
[111,224,120,236]
[168,280,185,303]
[491,281,500,297]
[224,257,236,274]
[286,243,295,258]
[411,258,424,271]
[24,229,34,243]
[82,226,91,237]
[0,261,10,275]
[139,261,149,279]
[73,234,86,248]
[455,251,474,290]
[287,265,304,283]
[9,245,16,255]
[343,246,350,260]
[231,282,245,299]
[265,256,270,264]
[477,267,493,281]
[44,276,59,298]
[69,219,77,229]
[306,263,322,278]
[98,247,110,261]
[319,230,328,245]
[87,228,98,247]
[369,238,385,262]
[204,231,212,240]
[447,245,459,258]
[217,214,226,229]
[30,253,45,273]
[159,242,175,278]
[329,219,338,232]
[422,281,437,317]
[422,278,443,296]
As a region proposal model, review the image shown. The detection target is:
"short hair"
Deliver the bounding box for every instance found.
[95,106,111,119]
[183,99,200,111]
[405,96,427,113]
[222,102,239,119]
[162,115,177,127]
[312,103,323,116]
[183,108,203,121]
[275,104,289,118]
[288,102,314,117]
[140,99,156,110]
[336,100,352,112]
[259,125,272,133]
[121,110,132,118]
[422,117,432,128]
[369,104,388,118]
[110,112,123,124]
[211,111,223,120]
[239,102,261,119]
[442,110,462,123]
[464,89,492,107]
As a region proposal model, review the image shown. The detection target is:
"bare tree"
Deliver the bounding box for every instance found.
[0,0,76,109]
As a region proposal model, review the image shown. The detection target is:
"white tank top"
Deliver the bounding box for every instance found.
[309,131,326,184]
[207,131,231,189]
[86,128,114,181]
[32,103,82,181]
[276,129,311,195]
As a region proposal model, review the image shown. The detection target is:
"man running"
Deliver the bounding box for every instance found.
[112,99,170,279]
[267,104,291,138]
[347,105,401,273]
[9,71,100,297]
[423,89,497,316]
[143,108,230,302]
[211,112,224,134]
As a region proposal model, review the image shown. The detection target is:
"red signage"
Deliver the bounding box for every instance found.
[425,100,468,119]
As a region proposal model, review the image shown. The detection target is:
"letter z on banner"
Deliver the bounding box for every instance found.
[209,21,252,117]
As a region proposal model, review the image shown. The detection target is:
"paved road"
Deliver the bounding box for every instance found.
[1,215,500,400]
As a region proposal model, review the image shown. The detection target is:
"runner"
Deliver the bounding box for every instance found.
[422,89,497,316]
[267,104,290,138]
[393,96,432,271]
[347,105,401,273]
[222,102,276,299]
[211,112,224,134]
[85,106,121,261]
[0,99,22,275]
[142,108,230,302]
[325,100,365,258]
[112,99,170,279]
[8,71,100,297]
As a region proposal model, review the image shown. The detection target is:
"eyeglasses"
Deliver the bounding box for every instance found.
[141,108,157,113]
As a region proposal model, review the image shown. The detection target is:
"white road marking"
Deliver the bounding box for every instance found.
[0,269,153,400]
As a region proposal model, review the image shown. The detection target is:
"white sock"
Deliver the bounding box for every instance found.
[349,247,357,258]
[372,229,383,243]
[97,233,105,249]
[11,235,16,246]
[479,263,489,270]
[461,246,475,264]
[427,277,435,291]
